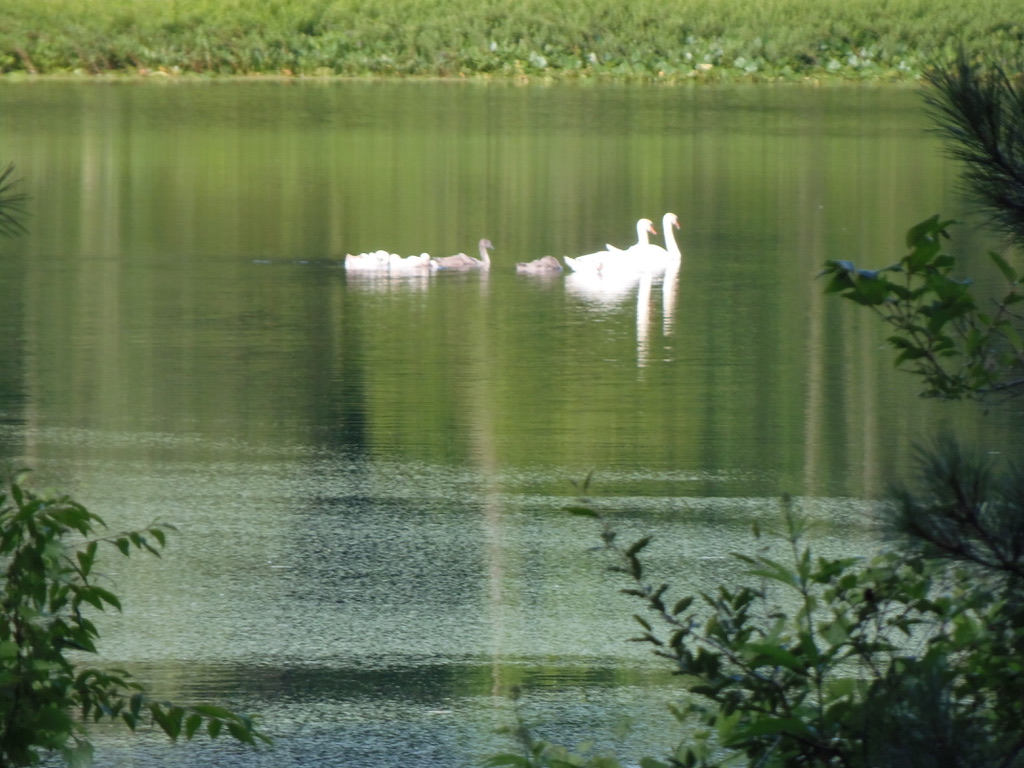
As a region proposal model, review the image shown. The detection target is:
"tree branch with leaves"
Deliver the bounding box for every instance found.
[821,52,1024,400]
[502,460,1024,768]
[0,471,270,767]
[820,215,1024,399]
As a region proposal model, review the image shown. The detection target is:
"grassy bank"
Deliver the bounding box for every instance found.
[2,0,1023,81]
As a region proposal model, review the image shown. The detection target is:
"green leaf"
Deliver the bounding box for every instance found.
[744,642,805,671]
[484,755,532,768]
[191,704,237,719]
[824,676,861,703]
[715,709,742,742]
[893,344,929,364]
[76,541,98,578]
[905,214,942,248]
[746,556,800,589]
[627,554,642,580]
[964,327,984,355]
[672,596,694,615]
[1002,323,1023,351]
[184,713,204,739]
[130,692,144,717]
[564,506,599,518]
[152,704,184,740]
[227,721,255,744]
[60,740,95,768]
[92,586,123,612]
[735,716,815,740]
[626,536,653,556]
[847,274,892,306]
[989,251,1018,283]
[570,471,594,494]
[906,238,941,270]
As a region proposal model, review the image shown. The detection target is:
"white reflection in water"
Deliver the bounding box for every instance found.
[636,272,652,369]
[662,262,679,337]
[564,269,640,307]
[344,270,433,292]
[566,268,679,369]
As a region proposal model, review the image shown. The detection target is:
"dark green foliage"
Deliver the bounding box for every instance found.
[2,0,1023,80]
[496,451,1024,767]
[821,50,1024,401]
[820,215,1024,398]
[923,50,1024,250]
[0,471,269,767]
[0,164,27,238]
[886,434,1024,577]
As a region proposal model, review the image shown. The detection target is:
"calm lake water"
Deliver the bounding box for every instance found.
[2,79,1022,767]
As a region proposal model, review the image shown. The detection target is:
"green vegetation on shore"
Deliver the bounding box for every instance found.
[2,0,1022,81]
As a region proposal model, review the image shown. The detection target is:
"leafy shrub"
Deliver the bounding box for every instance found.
[0,471,269,766]
[820,215,1024,399]
[492,446,1024,767]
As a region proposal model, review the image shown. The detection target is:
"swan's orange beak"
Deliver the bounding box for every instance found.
[648,224,658,234]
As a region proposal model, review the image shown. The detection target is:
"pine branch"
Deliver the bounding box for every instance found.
[923,51,1024,249]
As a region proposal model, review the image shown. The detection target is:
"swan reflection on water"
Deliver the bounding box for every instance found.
[344,269,432,292]
[662,261,680,336]
[564,269,642,306]
[567,268,678,368]
[637,271,653,368]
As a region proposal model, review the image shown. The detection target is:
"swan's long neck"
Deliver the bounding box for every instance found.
[479,240,491,266]
[662,214,681,260]
[636,219,652,246]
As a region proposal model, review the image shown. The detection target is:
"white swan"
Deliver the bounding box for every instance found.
[653,211,682,264]
[515,255,563,274]
[388,252,431,271]
[610,212,681,272]
[344,250,392,270]
[564,218,657,274]
[605,216,659,252]
[345,249,431,272]
[431,239,493,270]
